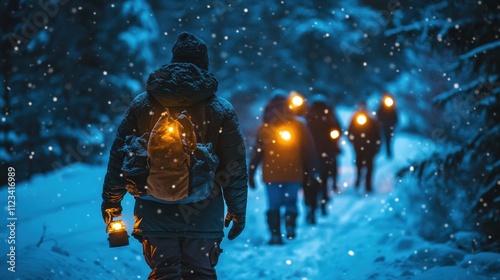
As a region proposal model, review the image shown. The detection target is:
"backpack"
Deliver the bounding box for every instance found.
[119,101,220,204]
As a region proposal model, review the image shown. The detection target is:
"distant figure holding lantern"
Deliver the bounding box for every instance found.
[376,93,398,158]
[249,89,318,245]
[303,94,342,223]
[348,102,381,194]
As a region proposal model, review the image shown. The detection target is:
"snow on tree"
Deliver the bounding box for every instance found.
[0,0,157,181]
[389,0,500,251]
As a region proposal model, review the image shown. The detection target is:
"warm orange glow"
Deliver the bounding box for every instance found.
[291,95,304,107]
[168,126,175,133]
[279,130,292,141]
[330,129,340,139]
[384,96,394,107]
[289,91,305,109]
[356,114,367,125]
[108,220,126,232]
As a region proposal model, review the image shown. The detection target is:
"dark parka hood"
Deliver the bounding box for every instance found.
[146,62,218,107]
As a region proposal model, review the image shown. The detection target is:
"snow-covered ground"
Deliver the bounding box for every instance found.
[1,108,499,279]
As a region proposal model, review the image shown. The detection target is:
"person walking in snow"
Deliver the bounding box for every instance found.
[348,102,381,194]
[101,32,248,279]
[248,89,318,245]
[303,94,342,223]
[376,93,398,158]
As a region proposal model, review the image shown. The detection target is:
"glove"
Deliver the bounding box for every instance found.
[224,212,245,240]
[101,201,122,225]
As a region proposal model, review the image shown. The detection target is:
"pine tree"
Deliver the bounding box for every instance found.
[392,0,499,251]
[0,0,157,182]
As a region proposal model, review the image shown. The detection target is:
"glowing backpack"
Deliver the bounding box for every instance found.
[120,103,219,204]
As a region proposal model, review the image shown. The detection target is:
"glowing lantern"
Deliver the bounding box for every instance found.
[161,125,177,141]
[106,218,129,248]
[110,220,125,231]
[384,96,394,107]
[279,130,292,141]
[291,95,304,107]
[289,91,305,110]
[356,114,367,125]
[330,129,340,139]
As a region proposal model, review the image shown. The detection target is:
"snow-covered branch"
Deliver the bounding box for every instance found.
[384,19,449,37]
[432,78,485,105]
[459,40,500,60]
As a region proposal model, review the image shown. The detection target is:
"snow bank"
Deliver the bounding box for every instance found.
[1,130,499,279]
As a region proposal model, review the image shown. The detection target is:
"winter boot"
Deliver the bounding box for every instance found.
[320,201,328,216]
[284,212,298,240]
[266,210,283,245]
[305,206,316,225]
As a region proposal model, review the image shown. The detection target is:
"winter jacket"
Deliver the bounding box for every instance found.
[376,104,398,128]
[348,110,381,159]
[305,102,342,160]
[102,62,248,239]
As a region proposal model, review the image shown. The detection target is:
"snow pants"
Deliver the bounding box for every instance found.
[354,154,375,193]
[382,126,395,158]
[141,236,223,279]
[303,157,338,210]
[265,182,301,213]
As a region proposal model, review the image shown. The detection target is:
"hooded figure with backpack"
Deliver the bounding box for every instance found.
[248,90,319,245]
[303,94,342,223]
[101,32,248,279]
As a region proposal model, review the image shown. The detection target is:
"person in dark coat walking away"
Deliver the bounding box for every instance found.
[101,32,248,279]
[376,93,398,158]
[303,94,342,223]
[249,89,318,245]
[348,102,381,194]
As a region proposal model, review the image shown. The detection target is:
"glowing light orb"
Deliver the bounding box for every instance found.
[279,130,292,141]
[356,114,367,125]
[110,221,125,231]
[330,129,340,139]
[384,96,394,107]
[291,95,304,107]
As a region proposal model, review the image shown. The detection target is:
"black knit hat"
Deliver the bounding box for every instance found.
[171,32,209,70]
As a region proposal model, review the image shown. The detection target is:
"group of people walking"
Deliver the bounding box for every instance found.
[248,90,398,245]
[101,31,399,278]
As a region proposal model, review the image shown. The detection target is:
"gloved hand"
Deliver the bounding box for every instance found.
[101,201,122,225]
[224,212,245,240]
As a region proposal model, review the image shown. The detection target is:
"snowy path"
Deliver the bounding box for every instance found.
[216,132,428,280]
[1,129,499,279]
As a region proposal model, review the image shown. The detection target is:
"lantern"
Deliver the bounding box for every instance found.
[330,129,340,139]
[384,96,394,107]
[279,130,292,141]
[356,114,367,125]
[106,218,129,248]
[289,91,305,109]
